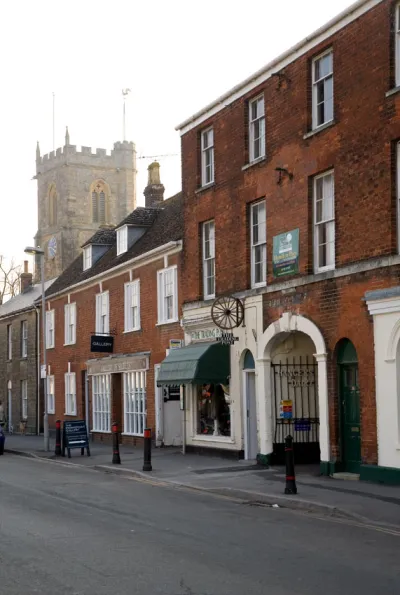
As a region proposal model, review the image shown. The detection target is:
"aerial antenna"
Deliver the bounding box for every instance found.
[122,88,131,141]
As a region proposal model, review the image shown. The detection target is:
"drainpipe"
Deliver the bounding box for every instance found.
[34,305,40,435]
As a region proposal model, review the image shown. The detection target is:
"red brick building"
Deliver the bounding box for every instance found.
[42,165,184,446]
[164,0,400,482]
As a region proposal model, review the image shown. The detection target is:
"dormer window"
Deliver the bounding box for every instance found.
[117,226,128,256]
[83,246,92,271]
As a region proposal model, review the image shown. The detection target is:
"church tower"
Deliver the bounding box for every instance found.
[34,128,137,281]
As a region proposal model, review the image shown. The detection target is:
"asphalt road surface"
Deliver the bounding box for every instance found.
[0,456,399,595]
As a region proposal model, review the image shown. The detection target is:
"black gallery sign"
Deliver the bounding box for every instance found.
[90,335,114,353]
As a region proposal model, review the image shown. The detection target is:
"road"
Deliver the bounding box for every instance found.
[0,456,399,595]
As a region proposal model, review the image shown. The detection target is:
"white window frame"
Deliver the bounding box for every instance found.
[21,320,28,358]
[250,201,267,288]
[7,324,12,360]
[201,128,214,186]
[64,303,77,345]
[123,371,146,436]
[202,220,215,299]
[117,226,128,256]
[249,95,265,163]
[396,4,400,87]
[124,280,140,332]
[312,49,334,130]
[46,310,55,349]
[95,291,110,334]
[64,372,76,416]
[313,170,335,273]
[397,142,400,253]
[92,374,111,432]
[21,379,28,420]
[157,266,178,324]
[47,375,55,414]
[83,246,92,271]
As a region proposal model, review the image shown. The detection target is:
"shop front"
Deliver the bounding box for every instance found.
[157,295,264,459]
[86,353,149,442]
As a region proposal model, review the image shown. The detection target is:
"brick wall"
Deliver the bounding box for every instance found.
[44,252,183,442]
[181,0,400,303]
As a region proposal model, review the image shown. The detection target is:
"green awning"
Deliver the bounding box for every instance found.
[157,342,230,386]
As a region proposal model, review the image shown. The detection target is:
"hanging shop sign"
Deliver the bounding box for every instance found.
[272,229,299,278]
[90,335,114,353]
[217,332,239,346]
[211,296,244,329]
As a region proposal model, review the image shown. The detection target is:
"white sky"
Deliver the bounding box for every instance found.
[0,0,355,268]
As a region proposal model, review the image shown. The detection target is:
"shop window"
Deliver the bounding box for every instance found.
[197,383,231,437]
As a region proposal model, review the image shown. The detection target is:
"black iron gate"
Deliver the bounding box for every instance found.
[271,356,320,464]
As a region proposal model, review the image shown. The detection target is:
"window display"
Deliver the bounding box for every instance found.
[197,383,231,436]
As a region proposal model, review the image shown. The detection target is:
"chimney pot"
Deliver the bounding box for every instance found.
[144,161,165,208]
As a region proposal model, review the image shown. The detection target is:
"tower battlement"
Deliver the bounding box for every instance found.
[37,138,136,174]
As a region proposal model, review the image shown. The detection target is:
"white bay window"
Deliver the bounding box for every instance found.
[312,50,333,129]
[157,267,178,324]
[124,280,140,332]
[96,291,109,334]
[64,303,76,345]
[249,95,265,162]
[202,220,215,299]
[123,371,146,436]
[65,372,76,416]
[314,171,335,272]
[250,201,267,287]
[92,374,111,432]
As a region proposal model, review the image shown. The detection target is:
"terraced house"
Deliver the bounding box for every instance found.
[161,0,400,484]
[42,163,184,446]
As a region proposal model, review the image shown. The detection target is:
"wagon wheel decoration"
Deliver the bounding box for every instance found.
[211,296,244,330]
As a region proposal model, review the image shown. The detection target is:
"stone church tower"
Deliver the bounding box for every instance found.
[34,128,137,281]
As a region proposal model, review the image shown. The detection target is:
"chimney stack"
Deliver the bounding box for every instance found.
[20,261,33,294]
[144,162,165,208]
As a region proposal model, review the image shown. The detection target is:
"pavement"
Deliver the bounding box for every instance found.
[1,455,400,595]
[4,434,400,530]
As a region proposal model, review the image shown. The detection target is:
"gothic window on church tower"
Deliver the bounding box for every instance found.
[92,182,107,224]
[48,185,57,226]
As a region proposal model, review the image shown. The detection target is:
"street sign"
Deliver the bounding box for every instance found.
[169,339,182,350]
[62,420,91,458]
[40,365,47,379]
[279,400,293,419]
[90,335,114,353]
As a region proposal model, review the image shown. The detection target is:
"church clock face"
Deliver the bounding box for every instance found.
[48,236,57,259]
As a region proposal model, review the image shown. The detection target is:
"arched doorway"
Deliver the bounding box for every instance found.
[242,350,257,460]
[257,312,329,465]
[337,339,361,473]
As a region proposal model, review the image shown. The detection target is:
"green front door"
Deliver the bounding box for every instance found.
[340,364,361,473]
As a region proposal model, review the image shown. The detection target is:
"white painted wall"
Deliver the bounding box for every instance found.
[366,297,400,469]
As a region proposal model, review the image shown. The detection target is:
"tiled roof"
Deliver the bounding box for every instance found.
[46,193,183,298]
[116,206,160,229]
[0,278,56,319]
[81,228,116,248]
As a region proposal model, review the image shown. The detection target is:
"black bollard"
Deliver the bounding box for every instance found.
[55,419,62,456]
[0,428,4,455]
[284,434,297,495]
[143,428,152,471]
[112,421,121,464]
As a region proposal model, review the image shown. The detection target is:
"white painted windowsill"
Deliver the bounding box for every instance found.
[386,86,400,98]
[91,430,111,434]
[123,328,142,334]
[63,343,76,347]
[121,433,145,438]
[242,156,266,171]
[64,412,77,417]
[304,119,336,139]
[195,182,215,195]
[156,319,179,327]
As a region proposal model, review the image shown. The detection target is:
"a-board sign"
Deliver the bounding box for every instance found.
[62,420,91,459]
